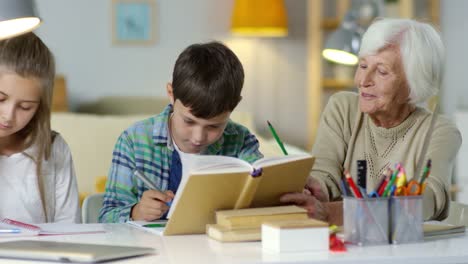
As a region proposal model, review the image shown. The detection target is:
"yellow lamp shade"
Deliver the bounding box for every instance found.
[231,0,288,37]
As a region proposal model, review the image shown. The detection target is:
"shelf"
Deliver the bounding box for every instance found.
[321,18,340,30]
[321,18,372,30]
[322,78,355,90]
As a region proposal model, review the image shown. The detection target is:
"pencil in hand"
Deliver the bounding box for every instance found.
[267,120,288,155]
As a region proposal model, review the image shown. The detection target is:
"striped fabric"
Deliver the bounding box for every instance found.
[99,105,263,223]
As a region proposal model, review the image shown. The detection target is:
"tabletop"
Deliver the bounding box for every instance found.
[0,223,467,264]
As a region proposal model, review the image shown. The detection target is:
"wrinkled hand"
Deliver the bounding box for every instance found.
[304,176,328,202]
[131,190,174,221]
[280,192,328,222]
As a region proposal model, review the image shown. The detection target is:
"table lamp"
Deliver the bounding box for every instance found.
[0,0,41,40]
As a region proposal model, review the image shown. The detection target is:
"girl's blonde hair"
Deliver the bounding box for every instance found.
[0,32,55,221]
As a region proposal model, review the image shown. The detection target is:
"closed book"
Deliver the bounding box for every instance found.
[262,219,329,252]
[216,205,308,229]
[163,154,315,235]
[206,224,261,242]
[423,222,466,239]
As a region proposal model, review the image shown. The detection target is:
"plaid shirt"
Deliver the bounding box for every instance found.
[99,105,263,223]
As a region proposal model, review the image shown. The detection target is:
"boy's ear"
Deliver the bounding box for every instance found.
[166,83,175,104]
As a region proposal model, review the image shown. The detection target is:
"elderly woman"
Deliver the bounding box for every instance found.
[281,18,461,224]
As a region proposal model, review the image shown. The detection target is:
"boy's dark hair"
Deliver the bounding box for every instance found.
[172,41,244,118]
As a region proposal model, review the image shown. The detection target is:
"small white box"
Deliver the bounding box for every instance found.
[262,219,329,252]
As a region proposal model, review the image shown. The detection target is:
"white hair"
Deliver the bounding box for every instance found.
[359,18,444,104]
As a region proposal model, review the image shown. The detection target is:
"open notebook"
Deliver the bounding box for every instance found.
[0,218,105,237]
[126,220,167,235]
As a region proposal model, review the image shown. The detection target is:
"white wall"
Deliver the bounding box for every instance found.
[35,0,232,108]
[441,0,468,116]
[35,0,309,148]
[441,0,468,203]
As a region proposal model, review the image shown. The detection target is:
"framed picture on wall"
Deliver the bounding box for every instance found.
[112,0,156,45]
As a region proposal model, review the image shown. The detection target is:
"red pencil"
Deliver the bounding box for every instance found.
[345,170,362,198]
[377,168,392,196]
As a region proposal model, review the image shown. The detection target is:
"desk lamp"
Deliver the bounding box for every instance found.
[0,0,41,40]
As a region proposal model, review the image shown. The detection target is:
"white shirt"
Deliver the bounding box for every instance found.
[0,134,80,223]
[172,139,197,180]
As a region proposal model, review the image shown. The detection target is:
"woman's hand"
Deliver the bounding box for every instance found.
[280,192,329,222]
[131,190,174,221]
[304,176,328,202]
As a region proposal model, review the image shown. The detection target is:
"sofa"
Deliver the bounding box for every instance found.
[51,97,305,201]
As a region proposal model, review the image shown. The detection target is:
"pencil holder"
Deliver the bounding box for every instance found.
[343,197,389,246]
[390,195,423,244]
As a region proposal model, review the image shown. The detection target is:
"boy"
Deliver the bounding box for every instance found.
[99,42,263,223]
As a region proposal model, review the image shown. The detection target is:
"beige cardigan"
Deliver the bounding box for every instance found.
[311,92,461,220]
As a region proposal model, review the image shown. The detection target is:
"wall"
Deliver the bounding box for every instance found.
[441,0,468,203]
[441,0,468,116]
[35,0,231,108]
[35,0,309,149]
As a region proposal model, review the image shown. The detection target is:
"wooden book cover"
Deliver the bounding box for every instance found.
[206,224,261,242]
[216,205,308,229]
[163,154,315,235]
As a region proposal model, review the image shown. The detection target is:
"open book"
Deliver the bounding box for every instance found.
[164,154,315,235]
[0,219,105,237]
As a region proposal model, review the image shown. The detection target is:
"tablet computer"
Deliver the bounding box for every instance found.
[0,240,155,263]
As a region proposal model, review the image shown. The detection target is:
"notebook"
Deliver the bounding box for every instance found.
[163,154,315,235]
[126,220,167,235]
[0,218,105,237]
[0,240,155,263]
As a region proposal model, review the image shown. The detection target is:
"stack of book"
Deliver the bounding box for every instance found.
[206,205,308,242]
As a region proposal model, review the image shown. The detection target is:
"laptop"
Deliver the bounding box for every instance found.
[0,240,156,263]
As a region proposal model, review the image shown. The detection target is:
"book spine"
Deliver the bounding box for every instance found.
[234,174,261,209]
[218,213,308,229]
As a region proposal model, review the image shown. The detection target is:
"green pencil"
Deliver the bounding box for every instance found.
[419,159,432,185]
[267,120,288,155]
[143,223,166,228]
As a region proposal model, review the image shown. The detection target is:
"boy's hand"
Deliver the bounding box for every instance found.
[131,190,174,221]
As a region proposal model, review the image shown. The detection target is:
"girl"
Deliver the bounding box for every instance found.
[0,32,80,223]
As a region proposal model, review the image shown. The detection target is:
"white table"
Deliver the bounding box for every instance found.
[0,224,467,264]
